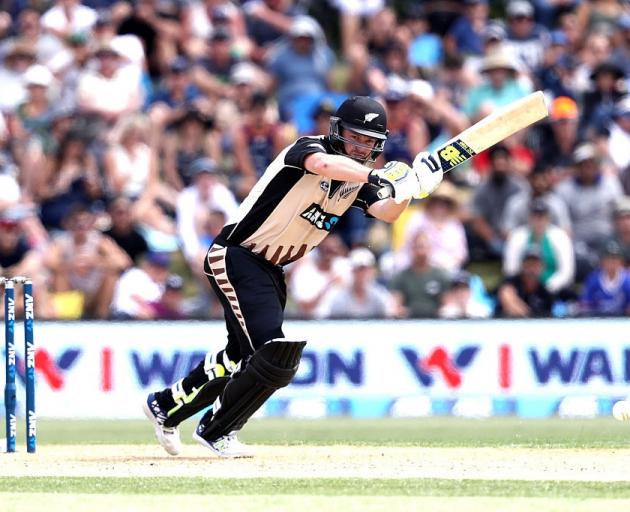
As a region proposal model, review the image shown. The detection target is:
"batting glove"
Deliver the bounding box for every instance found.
[412,152,443,199]
[368,161,419,203]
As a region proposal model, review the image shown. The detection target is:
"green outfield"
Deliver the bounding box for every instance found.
[2,418,630,512]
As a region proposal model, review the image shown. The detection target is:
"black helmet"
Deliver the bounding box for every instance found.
[328,96,388,164]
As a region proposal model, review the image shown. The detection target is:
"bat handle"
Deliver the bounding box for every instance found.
[377,185,393,200]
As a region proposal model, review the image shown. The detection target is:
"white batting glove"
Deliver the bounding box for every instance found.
[412,152,443,199]
[368,161,420,203]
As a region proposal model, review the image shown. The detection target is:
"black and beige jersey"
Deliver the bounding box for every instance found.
[216,136,381,265]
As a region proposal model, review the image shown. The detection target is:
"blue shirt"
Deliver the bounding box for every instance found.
[581,269,630,315]
[146,84,201,110]
[447,16,483,56]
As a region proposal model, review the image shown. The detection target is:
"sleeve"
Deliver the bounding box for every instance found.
[545,229,575,293]
[352,183,381,213]
[176,189,201,261]
[579,273,598,312]
[284,137,327,170]
[502,228,527,277]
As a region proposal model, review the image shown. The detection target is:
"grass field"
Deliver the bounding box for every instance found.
[2,418,630,511]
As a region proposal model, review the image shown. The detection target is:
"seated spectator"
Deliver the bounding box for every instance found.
[497,245,556,317]
[580,240,630,316]
[503,199,575,294]
[265,16,335,121]
[104,115,177,239]
[0,209,53,318]
[580,60,626,138]
[46,205,132,319]
[103,197,149,264]
[16,65,55,143]
[504,0,549,72]
[288,234,350,319]
[555,142,623,277]
[163,108,221,191]
[439,270,493,319]
[41,0,97,42]
[193,27,241,98]
[397,182,468,274]
[232,92,292,196]
[443,0,488,58]
[468,144,527,260]
[321,247,394,319]
[244,0,303,61]
[147,57,202,128]
[463,48,530,122]
[534,96,580,175]
[608,96,630,176]
[382,88,426,166]
[76,42,142,126]
[0,40,37,113]
[536,31,575,99]
[36,132,103,231]
[502,161,571,233]
[176,157,238,283]
[612,196,630,261]
[110,251,172,319]
[145,274,187,320]
[389,233,450,318]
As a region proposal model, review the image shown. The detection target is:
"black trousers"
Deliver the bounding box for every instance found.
[204,242,287,361]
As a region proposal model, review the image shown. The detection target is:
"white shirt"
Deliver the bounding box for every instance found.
[77,66,141,115]
[110,143,151,198]
[176,182,239,260]
[609,122,630,172]
[111,267,162,317]
[42,3,97,35]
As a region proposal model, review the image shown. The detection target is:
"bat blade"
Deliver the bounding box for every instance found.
[435,90,548,173]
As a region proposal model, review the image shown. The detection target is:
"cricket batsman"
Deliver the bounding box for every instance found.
[143,96,444,457]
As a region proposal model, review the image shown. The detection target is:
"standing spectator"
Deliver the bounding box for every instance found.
[46,205,132,319]
[322,247,394,319]
[503,199,575,294]
[288,234,350,319]
[555,142,623,272]
[110,251,172,319]
[176,157,238,282]
[468,144,527,260]
[266,16,335,121]
[580,239,630,316]
[103,196,149,264]
[502,160,572,233]
[497,245,556,317]
[389,233,450,318]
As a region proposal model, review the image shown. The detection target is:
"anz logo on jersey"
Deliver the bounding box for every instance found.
[300,203,340,231]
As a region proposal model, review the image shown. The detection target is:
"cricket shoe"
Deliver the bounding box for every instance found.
[193,427,253,458]
[143,393,182,456]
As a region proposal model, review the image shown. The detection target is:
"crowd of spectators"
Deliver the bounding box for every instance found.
[1,0,630,320]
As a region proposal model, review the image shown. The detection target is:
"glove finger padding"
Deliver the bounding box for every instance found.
[369,161,420,202]
[412,152,443,199]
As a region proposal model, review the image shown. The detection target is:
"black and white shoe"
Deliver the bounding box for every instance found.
[143,393,182,456]
[193,424,253,458]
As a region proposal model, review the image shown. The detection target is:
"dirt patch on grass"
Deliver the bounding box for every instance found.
[2,444,629,481]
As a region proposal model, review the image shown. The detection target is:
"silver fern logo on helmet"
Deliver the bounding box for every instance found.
[364,113,379,122]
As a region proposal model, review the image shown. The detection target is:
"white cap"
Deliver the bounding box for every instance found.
[24,64,53,87]
[289,16,321,39]
[408,79,434,101]
[230,62,257,85]
[349,248,376,269]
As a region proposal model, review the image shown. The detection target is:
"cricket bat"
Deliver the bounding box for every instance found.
[378,91,549,199]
